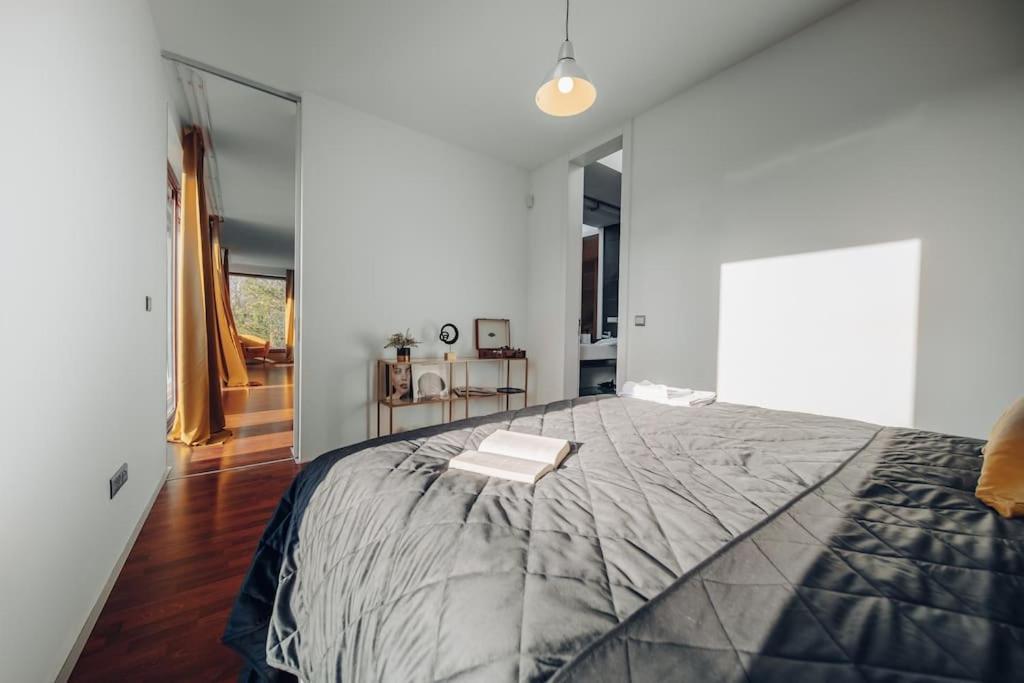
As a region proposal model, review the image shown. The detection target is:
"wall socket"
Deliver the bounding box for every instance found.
[109,463,128,499]
[634,315,647,327]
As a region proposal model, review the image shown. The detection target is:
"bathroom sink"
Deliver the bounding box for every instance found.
[580,339,618,361]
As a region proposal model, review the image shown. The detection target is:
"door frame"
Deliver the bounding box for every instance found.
[161,51,305,462]
[565,124,633,397]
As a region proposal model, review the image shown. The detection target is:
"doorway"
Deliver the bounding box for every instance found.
[163,55,301,478]
[577,147,623,396]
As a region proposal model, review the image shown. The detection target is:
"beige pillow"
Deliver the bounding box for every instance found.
[976,397,1024,518]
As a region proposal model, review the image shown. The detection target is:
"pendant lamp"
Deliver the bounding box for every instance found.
[535,0,596,117]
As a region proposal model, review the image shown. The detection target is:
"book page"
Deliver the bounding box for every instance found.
[477,430,570,466]
[449,451,551,484]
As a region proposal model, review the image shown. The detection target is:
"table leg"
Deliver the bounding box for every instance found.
[523,358,528,408]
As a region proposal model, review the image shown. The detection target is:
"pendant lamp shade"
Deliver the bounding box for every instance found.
[535,40,597,117]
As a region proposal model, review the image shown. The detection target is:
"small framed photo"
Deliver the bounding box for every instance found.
[475,318,510,350]
[412,363,449,401]
[385,363,413,403]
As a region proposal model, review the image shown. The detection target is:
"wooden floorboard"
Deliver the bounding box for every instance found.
[70,459,301,682]
[72,363,300,680]
[169,363,294,479]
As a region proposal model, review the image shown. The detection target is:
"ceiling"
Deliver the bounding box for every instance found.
[166,62,297,269]
[149,0,851,170]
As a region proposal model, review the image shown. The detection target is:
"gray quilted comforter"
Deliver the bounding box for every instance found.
[225,397,1022,681]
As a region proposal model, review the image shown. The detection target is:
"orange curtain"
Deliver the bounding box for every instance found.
[284,269,296,362]
[209,219,250,387]
[168,129,229,446]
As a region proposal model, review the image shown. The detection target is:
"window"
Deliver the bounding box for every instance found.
[229,274,287,348]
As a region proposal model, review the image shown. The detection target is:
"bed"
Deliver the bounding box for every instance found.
[224,397,1023,682]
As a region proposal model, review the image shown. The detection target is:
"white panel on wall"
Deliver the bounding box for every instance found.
[525,157,571,406]
[717,239,920,426]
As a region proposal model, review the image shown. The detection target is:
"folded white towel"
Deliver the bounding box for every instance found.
[671,390,717,407]
[620,380,716,407]
[627,380,668,401]
[666,386,694,400]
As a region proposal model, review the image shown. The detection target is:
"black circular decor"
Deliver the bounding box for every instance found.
[439,323,459,346]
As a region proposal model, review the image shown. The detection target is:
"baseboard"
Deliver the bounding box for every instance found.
[54,464,171,682]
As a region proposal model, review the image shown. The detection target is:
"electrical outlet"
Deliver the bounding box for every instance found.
[109,463,128,499]
[634,315,646,327]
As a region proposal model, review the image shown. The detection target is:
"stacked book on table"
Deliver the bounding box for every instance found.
[448,430,571,484]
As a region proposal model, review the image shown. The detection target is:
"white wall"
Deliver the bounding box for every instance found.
[625,0,1024,437]
[0,1,168,680]
[525,157,571,405]
[299,94,529,458]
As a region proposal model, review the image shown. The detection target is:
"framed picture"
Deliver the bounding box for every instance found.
[475,318,510,350]
[385,363,413,403]
[412,363,449,401]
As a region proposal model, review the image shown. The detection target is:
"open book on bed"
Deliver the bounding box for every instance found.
[449,430,571,483]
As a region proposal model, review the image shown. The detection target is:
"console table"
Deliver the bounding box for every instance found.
[374,357,528,436]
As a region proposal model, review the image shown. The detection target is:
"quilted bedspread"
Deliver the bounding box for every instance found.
[554,427,1024,682]
[224,398,1021,681]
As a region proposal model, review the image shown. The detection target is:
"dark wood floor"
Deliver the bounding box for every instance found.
[168,363,294,478]
[71,459,301,681]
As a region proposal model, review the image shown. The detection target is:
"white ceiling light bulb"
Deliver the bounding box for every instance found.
[536,0,596,117]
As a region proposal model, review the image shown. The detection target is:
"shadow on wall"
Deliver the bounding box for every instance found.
[716,239,921,427]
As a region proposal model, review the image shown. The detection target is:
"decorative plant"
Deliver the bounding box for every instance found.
[384,329,420,350]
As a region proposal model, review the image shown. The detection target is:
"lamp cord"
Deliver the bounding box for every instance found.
[565,0,570,41]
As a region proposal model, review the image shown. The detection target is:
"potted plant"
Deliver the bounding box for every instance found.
[385,329,420,362]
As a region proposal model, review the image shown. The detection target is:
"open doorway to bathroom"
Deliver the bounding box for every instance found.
[578,148,622,396]
[163,54,300,478]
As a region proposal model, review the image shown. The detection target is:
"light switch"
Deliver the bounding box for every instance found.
[634,315,646,327]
